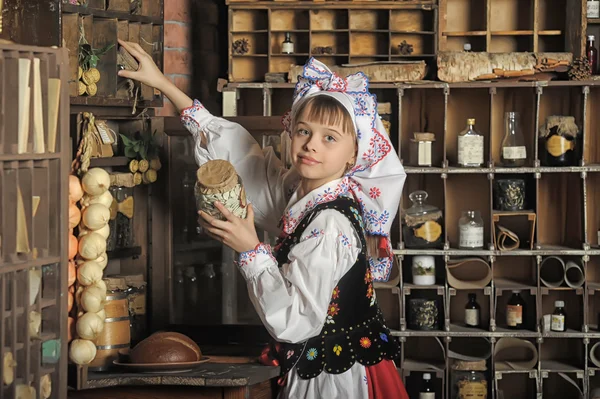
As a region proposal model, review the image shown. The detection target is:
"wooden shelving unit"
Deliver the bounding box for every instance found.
[0,42,70,399]
[228,4,438,82]
[219,78,600,398]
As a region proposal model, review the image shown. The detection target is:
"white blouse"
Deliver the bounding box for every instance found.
[182,100,371,398]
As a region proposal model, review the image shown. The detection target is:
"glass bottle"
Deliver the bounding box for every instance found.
[506,290,526,330]
[587,35,598,75]
[402,190,444,249]
[500,112,527,167]
[457,118,484,167]
[551,300,567,332]
[589,0,600,18]
[419,373,435,399]
[465,293,481,328]
[282,32,294,54]
[463,43,472,52]
[458,210,484,249]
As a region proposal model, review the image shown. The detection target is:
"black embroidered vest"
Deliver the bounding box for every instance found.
[273,197,399,379]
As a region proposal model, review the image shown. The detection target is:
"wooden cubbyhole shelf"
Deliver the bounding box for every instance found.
[494,256,537,296]
[401,336,446,373]
[403,283,445,333]
[495,372,538,399]
[541,285,585,334]
[448,287,492,333]
[542,371,585,398]
[540,338,585,372]
[404,370,445,399]
[494,286,538,334]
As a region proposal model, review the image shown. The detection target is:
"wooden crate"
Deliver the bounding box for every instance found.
[0,42,70,399]
[439,0,586,56]
[228,4,437,82]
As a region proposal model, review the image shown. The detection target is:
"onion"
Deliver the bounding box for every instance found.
[95,253,109,270]
[69,339,97,365]
[69,175,84,203]
[68,261,76,287]
[78,232,106,260]
[67,317,75,342]
[81,168,110,196]
[81,285,106,313]
[82,203,110,230]
[28,311,41,339]
[92,279,107,295]
[40,374,51,399]
[75,286,84,308]
[68,234,78,259]
[77,261,103,286]
[94,223,110,240]
[80,190,113,209]
[15,384,35,399]
[68,203,81,229]
[3,352,16,386]
[96,309,106,321]
[67,291,74,313]
[76,312,104,340]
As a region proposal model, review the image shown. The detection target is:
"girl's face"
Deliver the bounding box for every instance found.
[291,112,357,192]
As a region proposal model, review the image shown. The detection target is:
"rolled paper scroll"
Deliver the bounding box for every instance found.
[494,337,538,371]
[590,341,600,368]
[540,256,565,288]
[447,258,492,289]
[496,225,520,251]
[448,337,492,361]
[565,260,585,289]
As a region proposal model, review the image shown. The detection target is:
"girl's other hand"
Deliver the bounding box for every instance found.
[117,39,169,91]
[198,203,261,254]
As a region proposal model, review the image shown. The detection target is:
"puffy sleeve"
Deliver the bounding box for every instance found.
[180,100,299,235]
[236,210,362,344]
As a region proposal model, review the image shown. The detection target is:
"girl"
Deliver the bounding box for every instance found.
[118,39,408,399]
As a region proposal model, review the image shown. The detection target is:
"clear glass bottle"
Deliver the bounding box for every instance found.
[500,112,527,167]
[402,191,444,249]
[506,290,526,330]
[465,293,481,328]
[551,300,567,332]
[458,118,484,167]
[459,210,484,249]
[419,373,435,399]
[282,32,294,54]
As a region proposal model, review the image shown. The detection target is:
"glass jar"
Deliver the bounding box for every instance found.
[538,116,580,167]
[403,191,444,249]
[458,118,484,167]
[412,255,436,286]
[409,133,436,167]
[408,298,439,331]
[459,210,484,249]
[451,361,488,399]
[108,186,134,249]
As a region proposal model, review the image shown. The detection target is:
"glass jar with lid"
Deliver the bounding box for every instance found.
[451,360,488,399]
[459,210,484,249]
[402,190,444,249]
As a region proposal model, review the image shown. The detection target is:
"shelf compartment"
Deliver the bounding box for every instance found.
[540,338,585,371]
[404,289,445,332]
[489,35,534,53]
[495,372,538,399]
[589,368,600,397]
[401,255,445,286]
[231,56,267,83]
[489,0,534,32]
[449,288,491,331]
[537,173,583,249]
[271,32,309,55]
[375,287,401,331]
[490,88,537,167]
[269,56,309,75]
[350,32,389,56]
[231,9,268,32]
[537,0,567,32]
[310,9,348,31]
[349,9,389,31]
[401,174,445,248]
[444,0,487,33]
[400,88,445,167]
[495,288,537,332]
[390,10,434,33]
[270,9,309,31]
[492,212,536,251]
[311,33,349,56]
[445,36,487,52]
[584,87,600,165]
[390,33,434,57]
[538,35,567,52]
[403,370,444,398]
[232,33,267,56]
[541,288,584,332]
[445,174,491,250]
[445,88,491,167]
[402,336,446,372]
[494,257,537,290]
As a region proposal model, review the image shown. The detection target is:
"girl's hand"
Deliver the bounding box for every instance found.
[198,203,260,254]
[117,39,169,91]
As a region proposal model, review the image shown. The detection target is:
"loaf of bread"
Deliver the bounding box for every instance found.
[129,332,202,364]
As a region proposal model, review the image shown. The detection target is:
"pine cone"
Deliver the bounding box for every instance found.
[398,40,414,56]
[232,38,250,55]
[568,57,592,81]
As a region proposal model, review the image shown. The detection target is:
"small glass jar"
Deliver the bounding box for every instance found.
[403,191,444,249]
[408,298,439,331]
[494,178,526,211]
[412,255,436,286]
[409,132,436,167]
[538,116,580,167]
[451,360,488,399]
[551,300,567,332]
[459,210,484,249]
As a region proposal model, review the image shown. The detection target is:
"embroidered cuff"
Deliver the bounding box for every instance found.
[236,243,277,280]
[180,99,210,139]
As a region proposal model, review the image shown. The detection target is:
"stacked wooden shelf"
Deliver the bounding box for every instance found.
[0,43,70,399]
[228,4,437,82]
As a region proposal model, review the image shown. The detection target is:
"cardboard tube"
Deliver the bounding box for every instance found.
[447,258,492,289]
[540,256,565,288]
[558,373,584,399]
[565,260,585,288]
[590,341,600,368]
[448,337,491,361]
[494,338,538,371]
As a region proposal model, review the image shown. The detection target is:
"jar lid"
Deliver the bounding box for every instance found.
[196,160,238,191]
[405,190,440,216]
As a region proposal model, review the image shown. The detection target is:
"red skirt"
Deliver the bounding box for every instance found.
[365,360,409,399]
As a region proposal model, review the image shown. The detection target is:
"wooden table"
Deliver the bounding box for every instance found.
[67,363,280,399]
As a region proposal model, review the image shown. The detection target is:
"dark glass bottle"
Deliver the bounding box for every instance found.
[551,300,567,332]
[506,290,526,330]
[588,35,598,75]
[282,32,294,54]
[419,373,435,399]
[465,293,481,328]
